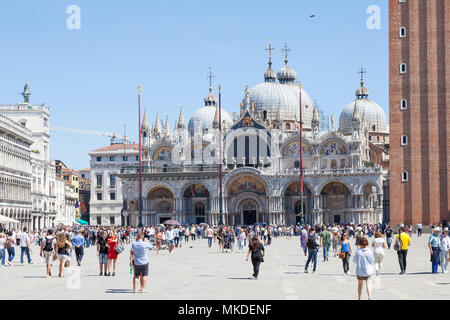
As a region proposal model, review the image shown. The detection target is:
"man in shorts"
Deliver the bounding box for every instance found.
[130,232,152,293]
[40,229,56,278]
[96,231,108,276]
[165,226,175,254]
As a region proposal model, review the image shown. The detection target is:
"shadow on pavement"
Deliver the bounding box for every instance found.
[227,277,253,280]
[105,289,135,294]
[23,276,46,279]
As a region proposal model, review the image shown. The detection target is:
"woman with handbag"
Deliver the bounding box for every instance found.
[339,233,352,275]
[56,232,72,278]
[246,236,265,279]
[106,230,119,276]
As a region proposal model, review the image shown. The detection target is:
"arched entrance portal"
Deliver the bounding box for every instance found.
[241,199,258,225]
[320,182,351,224]
[284,182,311,224]
[226,174,266,225]
[147,187,175,225]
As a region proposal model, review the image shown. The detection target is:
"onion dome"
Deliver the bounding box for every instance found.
[264,59,276,82]
[277,43,297,84]
[204,86,217,106]
[339,79,387,134]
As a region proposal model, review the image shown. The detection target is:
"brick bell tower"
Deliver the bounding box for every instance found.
[389,0,449,227]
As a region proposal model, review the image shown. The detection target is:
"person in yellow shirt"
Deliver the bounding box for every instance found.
[396,227,411,274]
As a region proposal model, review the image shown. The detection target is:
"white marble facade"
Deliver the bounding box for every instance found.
[89,144,139,226]
[0,113,33,230]
[119,56,387,226]
[0,84,58,230]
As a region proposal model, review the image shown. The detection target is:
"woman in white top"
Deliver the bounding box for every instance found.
[372,231,386,276]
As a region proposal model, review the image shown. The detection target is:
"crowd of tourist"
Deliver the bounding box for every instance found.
[0,220,448,298]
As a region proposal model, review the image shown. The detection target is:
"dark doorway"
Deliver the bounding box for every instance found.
[243,210,257,225]
[160,217,171,224]
[334,215,341,224]
[196,217,205,224]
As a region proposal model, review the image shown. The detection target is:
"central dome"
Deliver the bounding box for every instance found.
[248,82,313,129]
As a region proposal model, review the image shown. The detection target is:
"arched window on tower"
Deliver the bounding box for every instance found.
[286,123,291,130]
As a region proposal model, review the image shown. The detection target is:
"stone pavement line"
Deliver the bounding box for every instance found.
[274,245,299,300]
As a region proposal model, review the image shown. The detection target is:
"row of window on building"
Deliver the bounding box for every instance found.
[95,174,116,187]
[96,192,116,201]
[96,155,139,162]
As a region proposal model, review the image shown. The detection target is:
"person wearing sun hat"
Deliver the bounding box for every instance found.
[428,227,441,274]
[439,227,449,273]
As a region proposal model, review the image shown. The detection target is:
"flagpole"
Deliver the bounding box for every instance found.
[138,86,143,228]
[299,83,304,225]
[218,85,223,226]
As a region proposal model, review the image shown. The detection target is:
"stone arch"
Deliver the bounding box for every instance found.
[281,179,312,197]
[223,167,272,195]
[315,178,352,196]
[320,182,351,195]
[359,182,381,194]
[179,181,213,199]
[226,174,267,198]
[147,186,174,199]
[143,182,176,200]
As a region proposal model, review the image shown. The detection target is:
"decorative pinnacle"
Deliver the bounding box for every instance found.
[207,67,215,92]
[357,67,367,86]
[281,42,290,64]
[265,37,275,65]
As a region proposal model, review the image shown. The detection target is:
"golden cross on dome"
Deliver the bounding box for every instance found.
[281,42,291,62]
[265,38,275,60]
[357,67,367,84]
[207,67,215,88]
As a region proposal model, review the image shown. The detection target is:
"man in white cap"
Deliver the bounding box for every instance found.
[428,227,441,274]
[440,227,449,273]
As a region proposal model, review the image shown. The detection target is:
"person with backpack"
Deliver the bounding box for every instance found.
[5,231,15,266]
[395,226,411,275]
[304,228,320,273]
[385,226,393,249]
[40,229,56,278]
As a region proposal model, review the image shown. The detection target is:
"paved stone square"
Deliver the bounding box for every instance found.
[0,234,448,300]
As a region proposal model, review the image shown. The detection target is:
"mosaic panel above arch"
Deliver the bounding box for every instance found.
[320,141,347,155]
[153,146,172,161]
[228,175,266,197]
[282,141,311,156]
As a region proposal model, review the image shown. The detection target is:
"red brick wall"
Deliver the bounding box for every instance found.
[389,0,449,225]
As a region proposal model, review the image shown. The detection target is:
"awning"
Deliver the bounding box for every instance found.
[75,219,89,225]
[0,215,19,223]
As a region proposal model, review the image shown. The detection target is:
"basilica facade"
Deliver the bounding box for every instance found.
[119,52,389,227]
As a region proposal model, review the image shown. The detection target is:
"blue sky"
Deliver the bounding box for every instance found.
[0,0,388,170]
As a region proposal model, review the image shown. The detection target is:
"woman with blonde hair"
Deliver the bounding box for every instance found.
[372,231,386,276]
[56,232,72,277]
